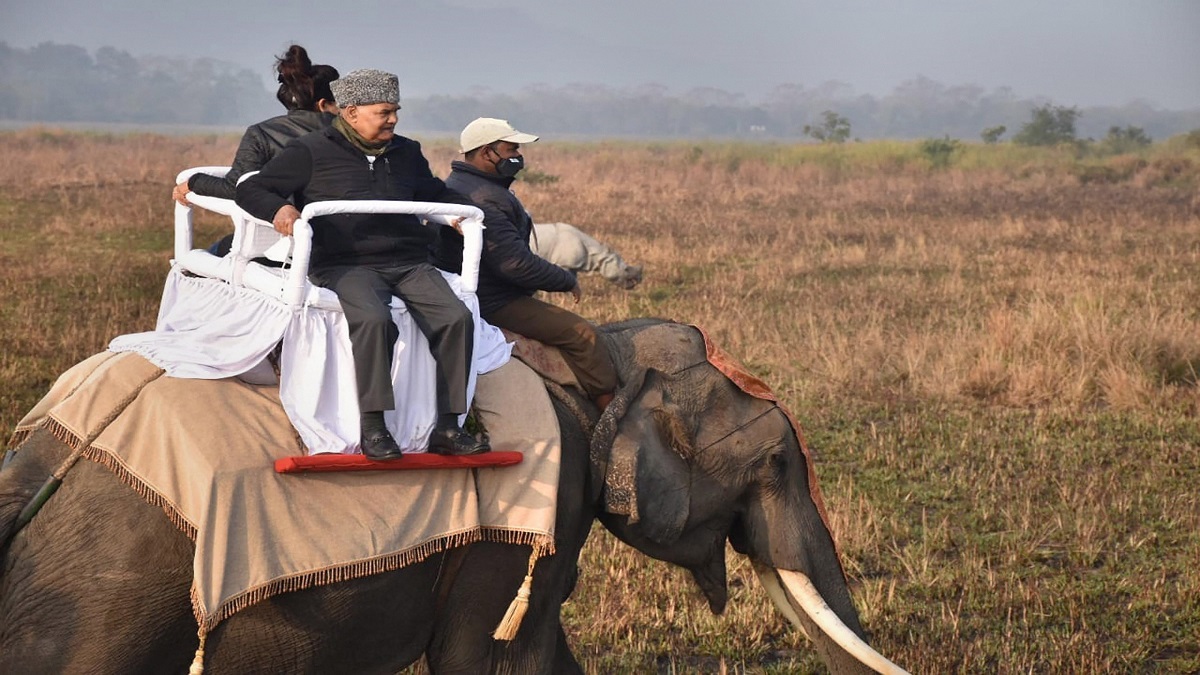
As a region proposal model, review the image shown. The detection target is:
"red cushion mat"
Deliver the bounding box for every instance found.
[275,451,524,474]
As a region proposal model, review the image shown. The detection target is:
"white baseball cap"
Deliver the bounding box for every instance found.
[460,117,539,153]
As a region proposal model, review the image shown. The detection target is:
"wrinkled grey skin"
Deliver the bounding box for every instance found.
[0,319,870,674]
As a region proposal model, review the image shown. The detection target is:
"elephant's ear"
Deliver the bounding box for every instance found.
[597,369,693,546]
[589,365,649,505]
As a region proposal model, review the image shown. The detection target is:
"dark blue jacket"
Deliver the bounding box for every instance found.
[436,161,576,316]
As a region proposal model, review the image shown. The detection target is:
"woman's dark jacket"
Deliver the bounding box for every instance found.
[236,126,473,270]
[187,109,331,200]
[435,161,577,316]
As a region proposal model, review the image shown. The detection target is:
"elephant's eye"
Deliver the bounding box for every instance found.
[767,449,787,472]
[759,448,791,495]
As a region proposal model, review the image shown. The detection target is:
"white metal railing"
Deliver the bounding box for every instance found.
[171,167,485,309]
[173,166,233,260]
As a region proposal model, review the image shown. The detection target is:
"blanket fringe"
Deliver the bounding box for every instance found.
[34,416,200,540]
[52,366,165,480]
[480,528,556,556]
[6,352,117,452]
[82,446,199,540]
[41,417,87,452]
[11,367,164,531]
[194,528,487,632]
[6,427,33,452]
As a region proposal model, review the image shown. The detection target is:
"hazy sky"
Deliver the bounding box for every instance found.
[3,0,1198,109]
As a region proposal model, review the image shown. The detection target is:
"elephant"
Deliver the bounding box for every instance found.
[0,319,902,674]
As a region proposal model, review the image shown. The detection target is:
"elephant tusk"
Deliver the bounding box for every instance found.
[758,565,910,675]
[756,565,811,641]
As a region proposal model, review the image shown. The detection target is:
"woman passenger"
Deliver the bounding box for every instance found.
[171,44,338,255]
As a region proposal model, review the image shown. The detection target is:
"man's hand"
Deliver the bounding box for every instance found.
[273,205,301,236]
[568,282,582,304]
[171,182,191,206]
[450,217,464,234]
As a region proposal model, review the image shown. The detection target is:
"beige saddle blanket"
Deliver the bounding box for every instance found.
[11,351,560,632]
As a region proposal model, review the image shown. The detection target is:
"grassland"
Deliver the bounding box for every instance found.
[2,128,1199,673]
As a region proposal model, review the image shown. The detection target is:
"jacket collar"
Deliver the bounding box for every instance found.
[450,159,516,189]
[287,110,335,132]
[322,125,407,156]
[286,109,330,123]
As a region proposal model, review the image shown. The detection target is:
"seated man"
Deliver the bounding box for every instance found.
[237,69,489,460]
[435,118,617,410]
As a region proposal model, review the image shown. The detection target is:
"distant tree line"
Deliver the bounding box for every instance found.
[410,80,1200,142]
[3,43,1199,141]
[0,42,275,125]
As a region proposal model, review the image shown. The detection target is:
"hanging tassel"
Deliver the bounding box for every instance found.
[492,548,540,641]
[188,629,207,675]
[491,573,532,641]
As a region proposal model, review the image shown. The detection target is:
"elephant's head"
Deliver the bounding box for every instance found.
[592,320,905,674]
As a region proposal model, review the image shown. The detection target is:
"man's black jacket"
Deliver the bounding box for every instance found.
[435,160,576,316]
[236,126,473,270]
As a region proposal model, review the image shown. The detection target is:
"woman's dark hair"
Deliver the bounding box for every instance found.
[275,45,340,112]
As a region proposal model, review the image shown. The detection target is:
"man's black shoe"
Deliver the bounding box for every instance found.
[428,426,490,456]
[361,429,404,461]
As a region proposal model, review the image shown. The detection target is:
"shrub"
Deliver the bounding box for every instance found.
[1097,125,1152,156]
[1014,104,1080,146]
[980,125,1006,144]
[919,136,962,168]
[803,110,851,144]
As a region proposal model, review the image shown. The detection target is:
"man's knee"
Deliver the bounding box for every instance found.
[357,307,395,330]
[445,302,474,333]
[570,319,599,344]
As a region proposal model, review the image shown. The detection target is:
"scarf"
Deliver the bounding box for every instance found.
[333,115,390,156]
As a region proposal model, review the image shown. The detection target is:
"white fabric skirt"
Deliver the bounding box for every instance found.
[109,264,512,455]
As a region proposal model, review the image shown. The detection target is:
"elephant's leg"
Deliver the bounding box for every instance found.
[425,542,529,674]
[0,430,197,674]
[205,560,444,674]
[426,541,581,675]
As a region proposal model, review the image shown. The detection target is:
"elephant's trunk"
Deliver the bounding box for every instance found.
[756,565,908,675]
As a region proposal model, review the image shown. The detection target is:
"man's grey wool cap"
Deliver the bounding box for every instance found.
[330,69,400,107]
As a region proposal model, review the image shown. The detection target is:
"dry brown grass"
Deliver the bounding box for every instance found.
[3,129,1200,673]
